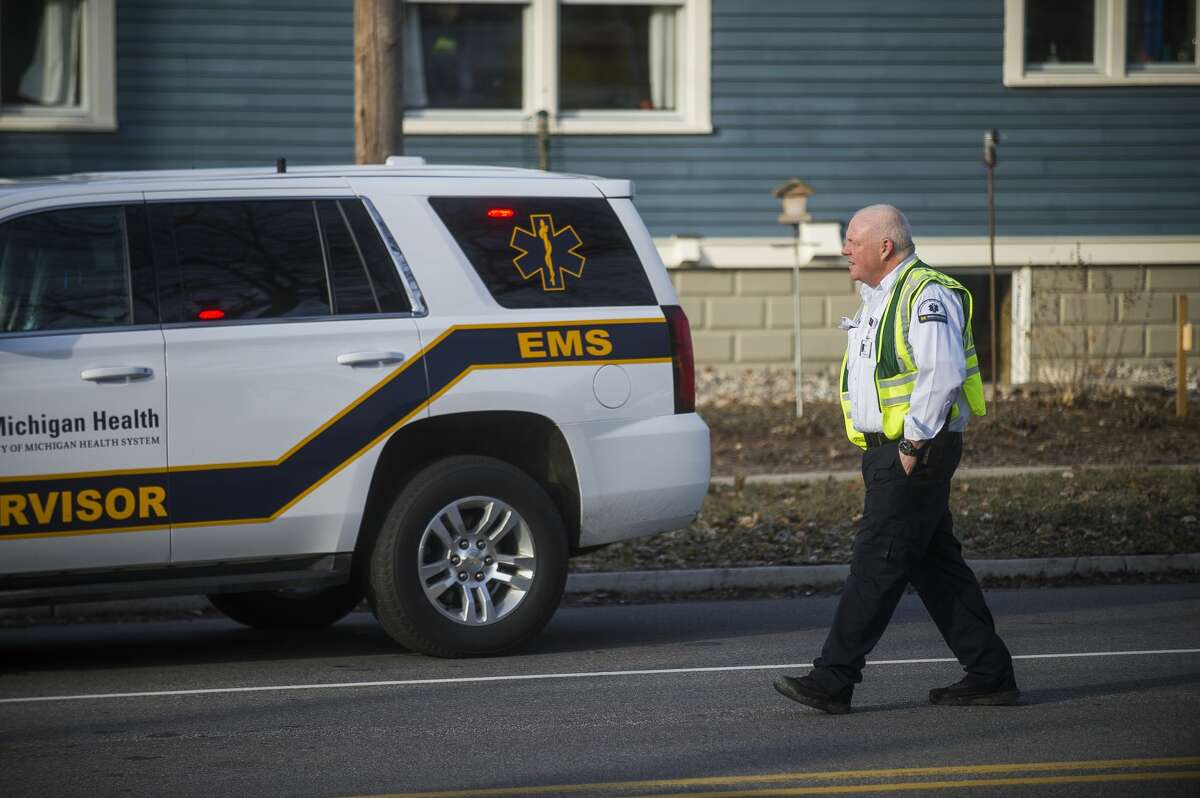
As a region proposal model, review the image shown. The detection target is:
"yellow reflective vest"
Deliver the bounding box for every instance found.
[839,259,987,450]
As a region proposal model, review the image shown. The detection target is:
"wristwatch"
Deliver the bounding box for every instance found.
[898,439,923,457]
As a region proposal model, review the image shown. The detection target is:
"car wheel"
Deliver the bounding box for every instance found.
[367,455,568,657]
[207,584,364,630]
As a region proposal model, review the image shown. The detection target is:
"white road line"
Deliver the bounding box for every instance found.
[1,648,1197,705]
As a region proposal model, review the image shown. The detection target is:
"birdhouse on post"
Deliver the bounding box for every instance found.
[773,178,815,225]
[771,178,816,420]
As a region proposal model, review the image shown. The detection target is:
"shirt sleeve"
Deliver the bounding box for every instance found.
[904,283,967,441]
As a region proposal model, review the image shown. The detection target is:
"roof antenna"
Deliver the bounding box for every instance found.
[276,158,287,174]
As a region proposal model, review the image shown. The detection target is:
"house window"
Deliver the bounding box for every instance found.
[559,5,676,111]
[1005,0,1200,85]
[1024,0,1097,66]
[1127,0,1198,68]
[405,3,525,110]
[0,0,115,131]
[403,0,711,135]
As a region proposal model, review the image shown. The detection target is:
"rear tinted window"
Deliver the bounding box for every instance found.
[156,200,330,322]
[152,199,410,322]
[318,200,411,315]
[429,197,656,308]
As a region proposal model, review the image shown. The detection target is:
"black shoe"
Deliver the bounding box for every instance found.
[773,674,853,715]
[929,673,1020,706]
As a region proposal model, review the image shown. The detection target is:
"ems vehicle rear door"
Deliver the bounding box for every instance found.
[0,197,170,576]
[146,183,427,565]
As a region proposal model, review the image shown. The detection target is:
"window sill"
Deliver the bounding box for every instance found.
[403,110,712,136]
[1004,70,1200,87]
[0,107,117,133]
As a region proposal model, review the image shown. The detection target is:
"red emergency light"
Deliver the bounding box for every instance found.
[487,208,515,219]
[198,309,226,321]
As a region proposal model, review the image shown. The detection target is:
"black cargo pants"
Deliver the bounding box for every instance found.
[811,433,1013,692]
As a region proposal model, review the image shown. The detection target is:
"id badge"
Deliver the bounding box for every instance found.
[857,317,878,358]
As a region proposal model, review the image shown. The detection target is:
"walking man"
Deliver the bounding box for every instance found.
[774,204,1018,714]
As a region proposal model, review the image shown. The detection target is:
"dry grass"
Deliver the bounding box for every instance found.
[571,467,1200,572]
[707,395,1200,475]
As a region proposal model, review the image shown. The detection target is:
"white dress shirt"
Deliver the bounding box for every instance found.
[845,254,971,440]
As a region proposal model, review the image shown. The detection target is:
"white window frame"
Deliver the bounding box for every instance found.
[1005,0,1200,86]
[0,0,116,132]
[403,0,711,135]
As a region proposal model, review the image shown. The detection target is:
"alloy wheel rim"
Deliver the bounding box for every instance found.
[417,496,536,626]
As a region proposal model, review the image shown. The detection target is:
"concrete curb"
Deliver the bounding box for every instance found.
[5,553,1197,623]
[566,553,1200,594]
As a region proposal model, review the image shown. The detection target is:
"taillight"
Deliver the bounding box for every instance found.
[662,305,695,414]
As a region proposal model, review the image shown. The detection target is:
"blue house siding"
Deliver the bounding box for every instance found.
[0,0,356,174]
[1,0,1198,239]
[407,0,1200,238]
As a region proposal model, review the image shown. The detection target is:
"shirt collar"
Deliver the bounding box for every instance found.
[858,253,919,302]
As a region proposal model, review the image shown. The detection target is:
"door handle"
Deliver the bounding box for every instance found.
[81,366,154,382]
[337,351,405,367]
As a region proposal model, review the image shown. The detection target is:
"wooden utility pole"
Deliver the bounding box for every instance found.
[355,0,403,164]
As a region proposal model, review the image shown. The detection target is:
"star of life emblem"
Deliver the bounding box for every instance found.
[509,214,586,292]
[917,297,948,324]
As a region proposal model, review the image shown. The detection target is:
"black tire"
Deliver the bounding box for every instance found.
[206,584,364,630]
[367,455,568,657]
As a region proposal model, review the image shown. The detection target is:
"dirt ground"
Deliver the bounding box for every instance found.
[704,394,1200,475]
[571,467,1200,572]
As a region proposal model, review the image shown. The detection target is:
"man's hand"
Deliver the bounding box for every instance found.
[898,439,924,475]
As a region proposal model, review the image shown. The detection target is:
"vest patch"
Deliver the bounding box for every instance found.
[917,297,947,324]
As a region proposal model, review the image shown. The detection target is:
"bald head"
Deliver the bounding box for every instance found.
[856,204,913,259]
[842,204,915,286]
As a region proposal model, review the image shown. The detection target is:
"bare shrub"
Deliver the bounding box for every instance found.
[1032,245,1148,406]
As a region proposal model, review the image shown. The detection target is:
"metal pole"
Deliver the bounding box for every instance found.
[792,222,804,418]
[536,110,550,171]
[984,130,999,406]
[1178,294,1190,418]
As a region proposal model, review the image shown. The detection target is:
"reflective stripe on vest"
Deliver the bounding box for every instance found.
[839,260,987,449]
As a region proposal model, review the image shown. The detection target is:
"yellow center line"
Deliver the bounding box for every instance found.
[340,757,1200,798]
[623,771,1200,798]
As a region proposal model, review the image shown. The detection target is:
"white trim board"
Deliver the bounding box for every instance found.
[654,234,1200,269]
[1012,266,1033,385]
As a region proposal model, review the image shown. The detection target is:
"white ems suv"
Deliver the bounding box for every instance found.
[0,160,710,656]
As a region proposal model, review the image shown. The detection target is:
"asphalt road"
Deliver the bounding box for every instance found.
[1,584,1198,798]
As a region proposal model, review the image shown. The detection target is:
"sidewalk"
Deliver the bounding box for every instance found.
[567,553,1200,594]
[711,462,1200,486]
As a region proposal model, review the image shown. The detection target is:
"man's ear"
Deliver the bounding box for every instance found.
[880,238,894,260]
